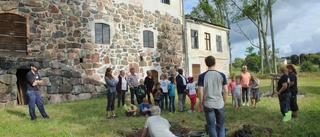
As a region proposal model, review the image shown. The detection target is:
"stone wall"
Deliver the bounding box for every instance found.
[0,0,184,107]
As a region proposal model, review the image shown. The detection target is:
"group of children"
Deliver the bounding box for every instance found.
[122,74,202,117]
[228,76,260,109]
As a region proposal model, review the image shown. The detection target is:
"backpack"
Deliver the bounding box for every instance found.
[139,87,146,96]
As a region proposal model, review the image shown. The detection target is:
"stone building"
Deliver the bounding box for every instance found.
[0,0,184,108]
[185,17,230,81]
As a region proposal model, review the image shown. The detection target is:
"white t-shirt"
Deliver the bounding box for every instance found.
[160,79,170,93]
[144,116,175,137]
[186,83,196,95]
[121,76,127,90]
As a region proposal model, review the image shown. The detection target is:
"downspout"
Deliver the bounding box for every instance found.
[181,0,189,76]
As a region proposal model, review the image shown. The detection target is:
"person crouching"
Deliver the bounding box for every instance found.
[123,98,137,117]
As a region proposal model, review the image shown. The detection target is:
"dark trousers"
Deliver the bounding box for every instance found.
[130,87,141,105]
[169,96,175,112]
[278,93,291,116]
[242,87,249,103]
[27,90,49,120]
[290,91,299,112]
[106,92,116,111]
[140,111,152,116]
[161,93,169,110]
[117,90,127,108]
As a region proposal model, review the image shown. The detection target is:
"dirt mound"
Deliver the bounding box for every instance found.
[118,124,192,137]
[234,124,273,136]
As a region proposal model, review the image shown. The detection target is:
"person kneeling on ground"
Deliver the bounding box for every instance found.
[140,98,152,116]
[123,98,137,117]
[141,106,175,137]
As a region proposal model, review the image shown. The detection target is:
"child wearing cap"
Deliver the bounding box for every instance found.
[186,76,197,113]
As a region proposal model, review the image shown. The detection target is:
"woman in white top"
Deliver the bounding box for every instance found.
[116,70,128,108]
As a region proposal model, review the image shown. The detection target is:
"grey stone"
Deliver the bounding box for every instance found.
[39,77,51,86]
[59,84,73,93]
[71,85,82,95]
[72,71,82,78]
[89,7,98,14]
[68,78,79,85]
[46,69,55,76]
[78,93,91,100]
[47,85,58,94]
[0,70,7,75]
[80,17,88,23]
[95,86,106,93]
[0,82,8,94]
[60,64,69,71]
[18,8,30,13]
[62,70,72,78]
[53,69,62,75]
[50,61,60,69]
[62,77,69,84]
[82,84,95,93]
[52,31,65,38]
[6,69,16,75]
[32,7,46,12]
[0,74,17,85]
[49,76,62,85]
[48,94,63,104]
[89,79,101,86]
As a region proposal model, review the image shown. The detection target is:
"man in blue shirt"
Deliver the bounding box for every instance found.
[26,63,49,120]
[198,56,228,137]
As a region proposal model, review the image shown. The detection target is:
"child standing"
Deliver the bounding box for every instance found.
[186,76,197,113]
[168,77,176,114]
[233,78,242,108]
[159,74,170,110]
[138,79,147,101]
[153,82,163,107]
[250,76,260,108]
[228,76,236,106]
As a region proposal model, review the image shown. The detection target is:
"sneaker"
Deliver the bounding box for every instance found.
[283,112,292,122]
[242,103,245,106]
[187,110,192,113]
[246,103,249,107]
[44,116,50,119]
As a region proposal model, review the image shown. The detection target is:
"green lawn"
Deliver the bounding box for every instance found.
[1,75,320,137]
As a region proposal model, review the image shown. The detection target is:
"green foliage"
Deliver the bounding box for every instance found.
[291,54,299,65]
[245,53,261,72]
[300,61,318,72]
[232,57,245,69]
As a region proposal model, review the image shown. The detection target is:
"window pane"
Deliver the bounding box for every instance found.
[191,30,198,49]
[143,31,148,47]
[102,24,110,44]
[95,23,102,43]
[149,32,154,47]
[216,35,222,52]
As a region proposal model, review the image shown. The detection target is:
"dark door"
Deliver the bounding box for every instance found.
[0,13,27,55]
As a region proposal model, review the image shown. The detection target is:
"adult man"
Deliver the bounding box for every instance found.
[141,106,175,137]
[127,68,140,104]
[198,56,228,137]
[26,63,49,120]
[175,68,187,112]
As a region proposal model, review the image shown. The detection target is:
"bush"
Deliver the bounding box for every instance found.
[300,61,318,72]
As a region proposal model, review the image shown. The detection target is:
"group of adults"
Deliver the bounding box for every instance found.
[240,64,299,122]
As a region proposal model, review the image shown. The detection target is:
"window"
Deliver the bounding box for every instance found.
[191,30,198,49]
[205,33,211,51]
[0,13,27,55]
[95,23,110,44]
[161,0,170,4]
[143,31,154,48]
[216,35,222,52]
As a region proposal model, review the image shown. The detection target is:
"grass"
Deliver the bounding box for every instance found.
[1,75,320,137]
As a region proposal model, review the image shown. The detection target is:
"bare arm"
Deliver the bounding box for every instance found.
[141,128,148,137]
[198,86,204,104]
[223,85,228,104]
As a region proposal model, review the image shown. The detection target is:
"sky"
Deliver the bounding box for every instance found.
[184,0,320,61]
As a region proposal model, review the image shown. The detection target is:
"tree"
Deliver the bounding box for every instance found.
[233,57,245,69]
[290,54,299,65]
[245,53,261,72]
[187,0,235,75]
[300,53,306,63]
[300,61,318,72]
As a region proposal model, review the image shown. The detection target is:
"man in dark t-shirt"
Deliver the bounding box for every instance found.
[26,63,49,120]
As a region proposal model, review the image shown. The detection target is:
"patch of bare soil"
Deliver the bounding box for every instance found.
[234,124,273,136]
[118,124,192,137]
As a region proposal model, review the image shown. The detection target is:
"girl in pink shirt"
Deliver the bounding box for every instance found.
[228,76,236,106]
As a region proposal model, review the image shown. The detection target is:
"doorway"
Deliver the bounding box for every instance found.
[192,64,200,82]
[151,70,158,84]
[16,69,29,105]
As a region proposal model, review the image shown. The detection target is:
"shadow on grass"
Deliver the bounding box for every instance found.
[6,109,27,118]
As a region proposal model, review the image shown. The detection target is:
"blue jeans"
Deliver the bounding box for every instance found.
[161,93,169,110]
[106,92,116,111]
[242,87,249,103]
[27,90,49,120]
[169,96,175,112]
[130,87,140,105]
[278,92,291,116]
[204,107,225,137]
